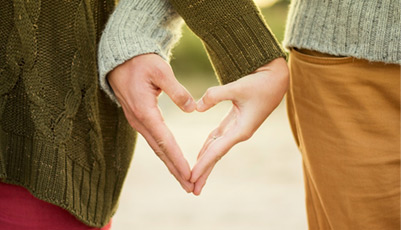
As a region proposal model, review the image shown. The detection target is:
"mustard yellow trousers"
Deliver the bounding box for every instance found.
[287,49,400,230]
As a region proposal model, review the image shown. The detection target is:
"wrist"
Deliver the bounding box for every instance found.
[98,0,183,105]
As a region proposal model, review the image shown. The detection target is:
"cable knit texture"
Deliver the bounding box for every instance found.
[98,0,184,104]
[0,0,137,227]
[98,0,286,103]
[1,0,284,227]
[284,0,401,64]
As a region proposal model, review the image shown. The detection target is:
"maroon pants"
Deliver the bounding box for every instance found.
[0,182,111,230]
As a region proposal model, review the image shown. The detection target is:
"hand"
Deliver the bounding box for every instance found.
[107,54,197,193]
[191,57,289,195]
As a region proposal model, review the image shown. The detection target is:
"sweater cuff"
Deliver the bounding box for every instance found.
[202,12,286,84]
[98,0,183,105]
[168,0,286,84]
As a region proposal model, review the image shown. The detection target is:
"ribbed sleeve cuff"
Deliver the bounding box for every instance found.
[98,0,183,105]
[169,0,286,84]
[202,12,286,84]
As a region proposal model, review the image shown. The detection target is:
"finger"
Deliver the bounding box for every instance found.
[191,132,239,183]
[121,93,193,185]
[197,131,218,161]
[151,64,196,113]
[125,114,191,190]
[193,166,213,196]
[141,109,192,181]
[197,84,235,112]
[138,124,194,193]
[197,108,237,160]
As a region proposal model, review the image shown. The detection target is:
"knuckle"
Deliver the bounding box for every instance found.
[172,90,188,105]
[237,131,253,142]
[156,139,168,154]
[151,62,171,80]
[154,148,165,158]
[151,64,165,79]
[204,87,218,103]
[132,108,147,121]
[229,84,242,96]
[130,105,154,124]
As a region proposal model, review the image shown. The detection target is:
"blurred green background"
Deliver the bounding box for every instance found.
[113,1,308,229]
[170,0,290,98]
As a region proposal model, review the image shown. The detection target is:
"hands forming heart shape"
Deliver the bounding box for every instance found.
[108,54,289,195]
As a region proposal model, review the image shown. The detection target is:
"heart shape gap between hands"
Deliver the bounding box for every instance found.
[107,54,289,196]
[158,97,233,194]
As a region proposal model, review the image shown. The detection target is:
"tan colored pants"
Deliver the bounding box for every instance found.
[287,49,400,230]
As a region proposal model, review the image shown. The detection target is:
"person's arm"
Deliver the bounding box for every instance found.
[166,0,288,195]
[192,58,289,195]
[99,0,286,104]
[98,0,288,194]
[98,0,196,193]
[168,0,286,84]
[98,0,184,105]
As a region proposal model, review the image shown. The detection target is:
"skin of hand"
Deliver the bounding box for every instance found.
[107,53,197,193]
[191,57,289,195]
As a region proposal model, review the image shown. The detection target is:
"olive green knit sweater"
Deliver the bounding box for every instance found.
[98,0,285,104]
[0,0,136,227]
[0,0,284,227]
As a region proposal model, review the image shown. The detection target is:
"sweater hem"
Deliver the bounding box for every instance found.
[284,42,401,65]
[0,130,120,228]
[283,0,401,65]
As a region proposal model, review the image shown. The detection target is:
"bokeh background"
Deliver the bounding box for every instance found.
[113,0,308,229]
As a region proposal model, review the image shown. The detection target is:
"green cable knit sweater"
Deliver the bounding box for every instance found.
[0,0,284,227]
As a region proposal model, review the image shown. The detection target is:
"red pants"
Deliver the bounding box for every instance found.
[0,182,111,230]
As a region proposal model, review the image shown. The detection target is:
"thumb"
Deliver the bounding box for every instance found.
[153,64,196,113]
[197,84,234,112]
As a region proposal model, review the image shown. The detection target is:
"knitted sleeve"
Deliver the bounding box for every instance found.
[98,0,286,103]
[169,0,286,84]
[97,0,184,103]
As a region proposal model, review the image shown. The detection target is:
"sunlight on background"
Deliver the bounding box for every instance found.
[255,0,280,8]
[113,1,307,230]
